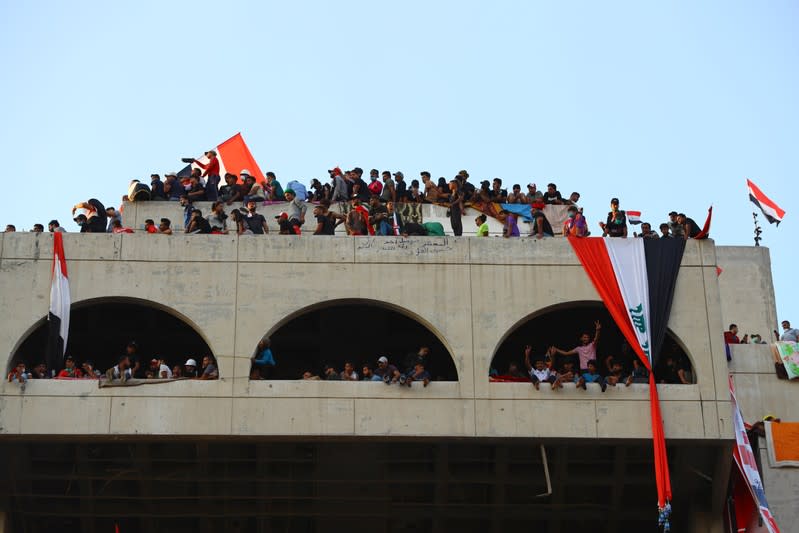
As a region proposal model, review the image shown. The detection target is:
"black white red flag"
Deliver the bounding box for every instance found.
[568,236,687,524]
[747,179,785,225]
[46,232,70,371]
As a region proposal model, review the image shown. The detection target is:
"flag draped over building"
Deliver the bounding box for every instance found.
[568,236,687,524]
[729,375,780,532]
[178,132,265,183]
[46,232,70,371]
[747,179,785,225]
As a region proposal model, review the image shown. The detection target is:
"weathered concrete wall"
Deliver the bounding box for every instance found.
[0,232,733,445]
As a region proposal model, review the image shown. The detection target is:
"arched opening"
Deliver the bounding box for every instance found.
[257,299,458,381]
[10,297,214,377]
[489,302,694,383]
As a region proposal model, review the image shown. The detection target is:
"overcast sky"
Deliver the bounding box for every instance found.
[1,0,796,327]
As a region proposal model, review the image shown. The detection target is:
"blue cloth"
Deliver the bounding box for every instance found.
[286,180,308,201]
[500,203,533,222]
[253,348,276,367]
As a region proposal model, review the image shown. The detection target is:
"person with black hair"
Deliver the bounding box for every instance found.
[448,180,464,236]
[186,209,212,234]
[475,214,489,236]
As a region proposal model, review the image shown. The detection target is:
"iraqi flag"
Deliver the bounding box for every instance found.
[46,232,70,371]
[747,179,785,225]
[729,375,781,533]
[178,132,265,183]
[626,210,642,225]
[569,236,687,520]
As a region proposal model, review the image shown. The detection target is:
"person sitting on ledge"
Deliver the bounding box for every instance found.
[31,362,49,379]
[605,360,628,387]
[340,361,359,381]
[219,173,243,205]
[576,360,606,391]
[524,345,556,390]
[158,218,173,235]
[562,205,587,237]
[8,361,30,384]
[599,197,627,238]
[198,355,218,380]
[324,364,341,381]
[361,364,381,381]
[375,356,400,384]
[184,358,199,378]
[403,360,431,387]
[626,358,649,385]
[55,356,83,378]
[244,199,269,234]
[186,209,211,234]
[107,355,133,382]
[302,370,321,380]
[553,359,579,389]
[284,188,307,234]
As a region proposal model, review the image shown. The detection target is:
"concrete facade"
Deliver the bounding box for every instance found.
[0,231,731,443]
[1,224,795,531]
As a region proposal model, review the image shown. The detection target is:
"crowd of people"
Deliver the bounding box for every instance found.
[3,154,708,239]
[250,340,435,387]
[491,321,694,390]
[7,341,218,386]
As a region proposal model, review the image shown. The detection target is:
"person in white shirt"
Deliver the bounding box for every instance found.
[779,320,799,342]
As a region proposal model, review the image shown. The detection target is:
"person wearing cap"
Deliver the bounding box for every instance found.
[150,174,166,200]
[329,167,349,202]
[57,356,84,378]
[380,171,396,203]
[219,173,243,205]
[393,172,407,202]
[667,211,684,239]
[374,356,400,384]
[275,212,294,234]
[456,170,475,201]
[191,150,220,201]
[47,220,66,233]
[283,189,307,233]
[476,180,492,203]
[599,198,627,238]
[181,358,197,378]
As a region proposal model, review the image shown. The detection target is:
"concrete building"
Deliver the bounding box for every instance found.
[0,203,794,532]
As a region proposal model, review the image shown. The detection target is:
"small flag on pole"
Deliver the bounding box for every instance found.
[626,210,642,225]
[747,179,785,225]
[46,233,70,372]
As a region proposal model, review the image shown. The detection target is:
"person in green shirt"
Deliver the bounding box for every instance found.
[475,214,489,236]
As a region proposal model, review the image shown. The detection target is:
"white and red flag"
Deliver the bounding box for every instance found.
[747,179,785,225]
[179,132,265,183]
[626,210,642,225]
[46,232,70,371]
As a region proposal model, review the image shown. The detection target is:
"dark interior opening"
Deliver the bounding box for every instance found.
[10,299,214,375]
[490,303,693,382]
[262,302,458,381]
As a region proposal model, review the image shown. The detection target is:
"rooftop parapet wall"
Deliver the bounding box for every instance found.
[0,232,735,442]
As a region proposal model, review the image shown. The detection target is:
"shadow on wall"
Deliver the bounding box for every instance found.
[255,301,459,381]
[9,297,214,376]
[490,302,694,383]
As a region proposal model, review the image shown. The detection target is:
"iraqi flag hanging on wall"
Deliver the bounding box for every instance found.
[46,232,70,371]
[178,132,265,183]
[729,375,780,533]
[568,236,687,521]
[747,179,785,225]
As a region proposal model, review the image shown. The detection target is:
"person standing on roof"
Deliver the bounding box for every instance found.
[192,150,220,201]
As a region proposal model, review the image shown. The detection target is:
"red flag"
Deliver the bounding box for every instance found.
[693,206,713,240]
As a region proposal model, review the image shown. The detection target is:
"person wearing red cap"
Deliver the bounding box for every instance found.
[193,150,221,201]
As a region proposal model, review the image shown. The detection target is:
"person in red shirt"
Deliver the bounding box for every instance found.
[193,150,220,178]
[724,324,748,344]
[57,356,84,378]
[144,219,159,233]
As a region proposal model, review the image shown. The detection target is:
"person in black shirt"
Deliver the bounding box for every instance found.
[490,178,507,202]
[72,198,107,233]
[677,213,702,239]
[150,174,166,200]
[394,172,407,201]
[599,197,627,238]
[312,203,339,235]
[186,209,212,234]
[219,173,243,205]
[543,183,563,205]
[244,200,269,234]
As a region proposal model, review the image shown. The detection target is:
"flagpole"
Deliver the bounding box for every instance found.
[752,212,762,246]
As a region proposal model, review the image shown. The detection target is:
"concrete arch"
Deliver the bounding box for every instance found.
[259,297,459,381]
[8,296,215,374]
[488,300,696,382]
